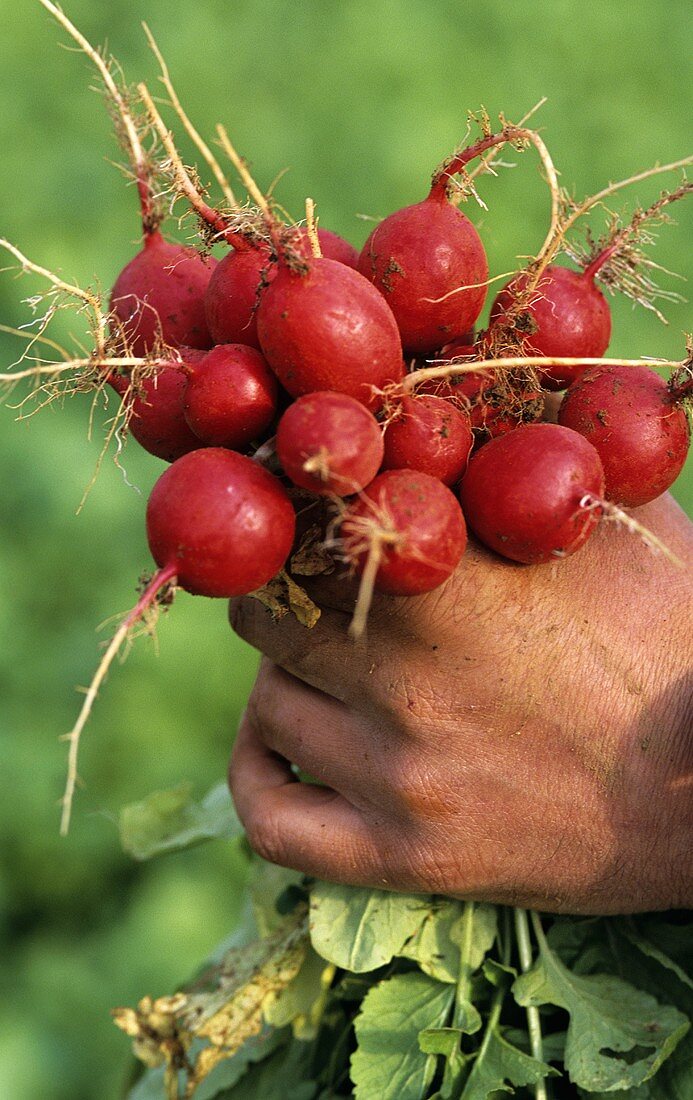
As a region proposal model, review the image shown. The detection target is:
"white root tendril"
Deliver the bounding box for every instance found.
[60,566,178,836]
[579,494,685,568]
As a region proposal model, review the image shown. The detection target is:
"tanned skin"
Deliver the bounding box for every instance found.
[228,494,692,915]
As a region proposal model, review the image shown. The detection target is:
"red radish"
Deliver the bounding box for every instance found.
[341,469,467,597]
[357,191,488,355]
[382,395,472,485]
[204,243,273,350]
[276,391,384,495]
[459,423,605,563]
[204,228,358,348]
[416,357,543,442]
[489,264,611,389]
[183,344,278,450]
[110,230,217,355]
[256,256,404,409]
[147,448,296,597]
[112,349,206,462]
[558,365,691,507]
[315,228,359,269]
[353,127,548,355]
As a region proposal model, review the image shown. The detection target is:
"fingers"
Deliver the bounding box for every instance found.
[229,705,395,887]
[244,660,386,803]
[229,596,383,705]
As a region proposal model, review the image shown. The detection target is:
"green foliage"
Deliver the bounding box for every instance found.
[309,884,429,972]
[351,973,455,1098]
[119,782,244,861]
[513,927,689,1090]
[120,853,692,1099]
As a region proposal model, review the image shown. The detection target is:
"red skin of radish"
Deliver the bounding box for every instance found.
[146,448,296,597]
[276,391,384,495]
[110,230,217,355]
[490,265,611,390]
[183,344,278,450]
[341,469,467,595]
[382,395,472,486]
[558,365,691,507]
[416,351,543,443]
[108,348,206,462]
[459,423,605,564]
[204,228,359,349]
[256,257,404,409]
[357,191,488,355]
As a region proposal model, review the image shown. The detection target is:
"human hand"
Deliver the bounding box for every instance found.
[228,494,692,914]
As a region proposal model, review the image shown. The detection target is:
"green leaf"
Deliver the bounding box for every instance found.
[351,971,455,1099]
[449,904,499,973]
[400,900,497,987]
[419,1027,464,1057]
[513,930,690,1091]
[119,781,244,860]
[309,883,428,971]
[617,920,693,993]
[215,1037,318,1099]
[459,1026,558,1099]
[399,899,464,982]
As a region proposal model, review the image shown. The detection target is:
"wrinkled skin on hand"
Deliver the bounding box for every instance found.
[228,495,692,914]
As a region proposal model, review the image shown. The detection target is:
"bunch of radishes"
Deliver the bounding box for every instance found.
[4,3,692,831]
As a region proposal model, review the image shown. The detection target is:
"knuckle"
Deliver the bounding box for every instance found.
[244,806,288,866]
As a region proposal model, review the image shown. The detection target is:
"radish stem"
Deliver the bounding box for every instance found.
[515,908,548,1100]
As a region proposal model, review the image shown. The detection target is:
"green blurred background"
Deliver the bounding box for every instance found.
[0,1,691,1096]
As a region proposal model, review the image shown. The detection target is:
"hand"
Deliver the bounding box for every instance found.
[228,494,692,914]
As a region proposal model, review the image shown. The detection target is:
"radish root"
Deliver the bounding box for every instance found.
[60,564,178,836]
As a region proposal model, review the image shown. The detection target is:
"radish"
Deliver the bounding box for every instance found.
[489,264,611,390]
[204,228,359,349]
[37,10,219,358]
[111,348,206,463]
[110,230,217,356]
[487,182,693,390]
[183,344,279,450]
[276,391,384,495]
[418,366,544,443]
[459,423,605,563]
[340,469,467,636]
[381,395,473,485]
[558,364,691,507]
[356,175,488,356]
[356,124,555,355]
[61,447,296,833]
[146,448,296,597]
[256,255,404,409]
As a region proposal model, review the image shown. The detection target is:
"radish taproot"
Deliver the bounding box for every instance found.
[276,391,384,495]
[356,123,557,355]
[489,264,611,389]
[558,365,691,507]
[183,343,279,450]
[203,228,358,349]
[146,448,296,597]
[340,469,467,636]
[381,394,473,485]
[256,255,405,408]
[459,423,605,563]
